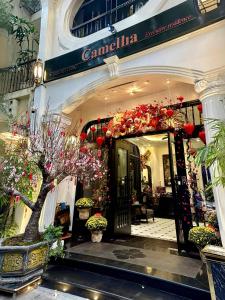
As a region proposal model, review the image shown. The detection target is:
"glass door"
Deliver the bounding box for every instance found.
[113,140,132,234]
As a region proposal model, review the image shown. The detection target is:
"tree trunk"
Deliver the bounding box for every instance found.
[23,184,50,242]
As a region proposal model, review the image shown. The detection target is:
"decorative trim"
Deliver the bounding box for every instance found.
[195,69,225,100]
[103,56,120,78]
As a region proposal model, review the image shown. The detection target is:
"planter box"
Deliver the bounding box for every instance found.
[201,245,225,300]
[0,240,49,285]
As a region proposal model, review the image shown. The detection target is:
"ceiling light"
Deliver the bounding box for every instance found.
[144,80,150,85]
[166,79,171,85]
[128,86,142,95]
[112,90,117,93]
[104,96,108,100]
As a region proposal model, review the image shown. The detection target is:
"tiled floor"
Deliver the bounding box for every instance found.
[0,287,86,300]
[131,218,177,241]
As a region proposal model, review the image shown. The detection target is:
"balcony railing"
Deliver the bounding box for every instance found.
[0,60,35,95]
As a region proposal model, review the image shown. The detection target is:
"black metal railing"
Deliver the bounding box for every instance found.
[197,0,220,13]
[71,0,148,38]
[20,0,41,15]
[0,60,35,95]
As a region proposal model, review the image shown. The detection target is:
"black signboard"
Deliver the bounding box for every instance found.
[45,0,225,82]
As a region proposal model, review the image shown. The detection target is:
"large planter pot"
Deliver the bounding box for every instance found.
[0,240,49,285]
[91,231,103,243]
[201,245,225,300]
[78,208,91,220]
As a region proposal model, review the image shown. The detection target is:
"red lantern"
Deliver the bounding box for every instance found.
[90,126,96,132]
[29,173,33,181]
[97,117,101,123]
[183,123,195,135]
[80,132,87,141]
[197,104,203,113]
[102,126,108,133]
[177,96,184,102]
[166,109,174,118]
[198,130,206,144]
[96,136,105,147]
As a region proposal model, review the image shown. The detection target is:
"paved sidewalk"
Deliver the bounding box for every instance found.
[0,286,87,300]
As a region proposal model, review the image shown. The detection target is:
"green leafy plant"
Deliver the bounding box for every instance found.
[85,214,107,231]
[195,119,225,188]
[189,226,220,249]
[76,197,94,208]
[43,225,64,259]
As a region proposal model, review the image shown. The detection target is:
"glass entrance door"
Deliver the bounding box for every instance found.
[113,140,132,234]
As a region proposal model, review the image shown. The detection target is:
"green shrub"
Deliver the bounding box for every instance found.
[207,211,219,230]
[75,197,94,208]
[189,226,219,249]
[85,214,107,231]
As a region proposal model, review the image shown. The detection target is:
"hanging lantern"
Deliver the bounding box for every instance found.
[90,126,96,132]
[102,126,108,133]
[177,96,184,102]
[80,132,87,141]
[198,130,206,144]
[183,123,195,135]
[33,58,44,86]
[96,136,105,147]
[197,104,203,113]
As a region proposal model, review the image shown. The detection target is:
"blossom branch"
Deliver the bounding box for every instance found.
[3,187,35,210]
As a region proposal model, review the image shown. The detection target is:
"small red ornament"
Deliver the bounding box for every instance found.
[102,126,108,133]
[149,117,159,128]
[198,130,206,144]
[97,117,101,123]
[197,104,203,113]
[29,173,33,180]
[60,131,65,137]
[90,126,96,132]
[166,109,174,118]
[80,132,87,141]
[183,123,195,135]
[177,96,184,102]
[48,130,52,137]
[96,136,105,147]
[15,196,20,203]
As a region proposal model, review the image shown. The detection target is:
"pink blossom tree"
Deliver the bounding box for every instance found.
[0,114,104,243]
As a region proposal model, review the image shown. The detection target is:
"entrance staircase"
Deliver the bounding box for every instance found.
[42,248,210,300]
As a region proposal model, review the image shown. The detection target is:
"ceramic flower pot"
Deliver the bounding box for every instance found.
[91,231,103,243]
[78,208,90,220]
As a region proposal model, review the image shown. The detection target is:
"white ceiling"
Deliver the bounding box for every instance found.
[85,74,196,104]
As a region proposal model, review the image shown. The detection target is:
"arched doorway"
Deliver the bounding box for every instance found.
[65,73,213,253]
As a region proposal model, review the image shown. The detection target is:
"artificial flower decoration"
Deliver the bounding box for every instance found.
[107,101,184,138]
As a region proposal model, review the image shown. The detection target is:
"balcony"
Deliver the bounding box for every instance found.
[0,60,35,95]
[20,0,41,15]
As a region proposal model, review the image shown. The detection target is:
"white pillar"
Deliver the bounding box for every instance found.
[195,75,225,247]
[33,0,58,125]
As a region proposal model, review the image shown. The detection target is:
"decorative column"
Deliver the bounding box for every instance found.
[195,75,225,247]
[33,0,58,125]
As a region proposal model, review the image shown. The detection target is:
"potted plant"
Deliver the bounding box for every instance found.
[195,119,225,299]
[0,114,104,284]
[85,213,107,242]
[189,226,220,251]
[75,197,94,220]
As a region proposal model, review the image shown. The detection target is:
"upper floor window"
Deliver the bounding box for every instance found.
[197,0,220,14]
[71,0,148,38]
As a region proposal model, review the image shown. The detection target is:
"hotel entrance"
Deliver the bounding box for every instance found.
[71,99,213,253]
